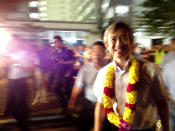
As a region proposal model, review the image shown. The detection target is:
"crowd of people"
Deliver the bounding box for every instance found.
[0,21,175,131]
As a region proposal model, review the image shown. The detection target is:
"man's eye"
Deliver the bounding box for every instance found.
[120,35,128,41]
[111,38,116,42]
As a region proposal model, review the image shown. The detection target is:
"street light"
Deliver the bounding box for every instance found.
[115,5,129,16]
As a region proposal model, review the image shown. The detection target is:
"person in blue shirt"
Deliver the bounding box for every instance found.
[48,36,75,112]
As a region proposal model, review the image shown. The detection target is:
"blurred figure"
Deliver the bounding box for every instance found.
[162,37,175,67]
[48,36,75,112]
[162,59,175,131]
[4,37,36,131]
[74,44,86,64]
[31,44,49,106]
[68,41,109,131]
[83,46,91,64]
[133,44,144,60]
[72,44,86,70]
[152,44,166,67]
[162,37,175,131]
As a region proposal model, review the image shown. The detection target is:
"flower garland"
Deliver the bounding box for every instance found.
[103,59,139,130]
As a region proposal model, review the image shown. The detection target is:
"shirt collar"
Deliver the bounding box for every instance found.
[112,55,133,72]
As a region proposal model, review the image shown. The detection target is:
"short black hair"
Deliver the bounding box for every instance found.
[54,35,63,42]
[91,41,105,49]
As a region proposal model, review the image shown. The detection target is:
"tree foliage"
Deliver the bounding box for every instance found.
[136,0,175,36]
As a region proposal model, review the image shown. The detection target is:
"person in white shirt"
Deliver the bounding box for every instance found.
[162,38,175,131]
[93,22,169,131]
[68,41,111,131]
[5,37,36,131]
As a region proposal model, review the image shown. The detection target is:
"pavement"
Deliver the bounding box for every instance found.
[0,78,85,131]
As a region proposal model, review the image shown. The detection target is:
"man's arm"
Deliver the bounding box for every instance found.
[94,102,106,131]
[67,86,83,113]
[58,59,76,64]
[67,64,84,113]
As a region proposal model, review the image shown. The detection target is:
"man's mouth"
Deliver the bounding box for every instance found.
[114,45,127,52]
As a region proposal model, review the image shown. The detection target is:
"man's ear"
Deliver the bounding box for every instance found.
[104,42,108,49]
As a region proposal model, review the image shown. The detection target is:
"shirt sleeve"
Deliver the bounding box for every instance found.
[93,68,106,103]
[162,65,169,89]
[74,66,85,88]
[66,49,76,61]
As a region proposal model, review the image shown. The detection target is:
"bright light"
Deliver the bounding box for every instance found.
[102,3,109,9]
[65,38,76,43]
[39,7,47,11]
[102,0,109,10]
[115,5,129,15]
[40,18,48,21]
[39,1,47,6]
[29,13,40,19]
[40,13,47,17]
[29,1,38,7]
[0,29,12,54]
[51,43,55,46]
[134,32,143,37]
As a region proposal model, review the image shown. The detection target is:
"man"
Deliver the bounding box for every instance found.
[162,38,175,131]
[162,59,175,131]
[93,22,169,131]
[5,37,35,131]
[161,37,175,68]
[67,41,109,131]
[48,36,75,111]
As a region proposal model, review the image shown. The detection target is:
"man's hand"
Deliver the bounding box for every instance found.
[67,100,75,115]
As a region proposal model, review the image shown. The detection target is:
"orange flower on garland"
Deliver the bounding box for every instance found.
[103,59,139,131]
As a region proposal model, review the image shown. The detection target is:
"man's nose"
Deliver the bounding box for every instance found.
[114,38,122,48]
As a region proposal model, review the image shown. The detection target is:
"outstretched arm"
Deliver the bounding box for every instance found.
[67,86,82,113]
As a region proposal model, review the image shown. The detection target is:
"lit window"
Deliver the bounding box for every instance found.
[102,0,110,12]
[39,1,47,6]
[39,7,47,11]
[102,3,109,9]
[40,13,47,17]
[134,32,143,37]
[40,18,48,21]
[29,1,38,7]
[115,5,129,15]
[29,13,40,19]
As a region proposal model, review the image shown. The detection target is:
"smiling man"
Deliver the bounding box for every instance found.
[93,22,169,131]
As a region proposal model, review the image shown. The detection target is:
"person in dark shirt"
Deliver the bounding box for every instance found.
[48,36,75,112]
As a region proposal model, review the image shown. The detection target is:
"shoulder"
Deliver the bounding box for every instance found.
[164,59,175,69]
[80,62,94,70]
[98,61,114,75]
[135,58,157,77]
[140,59,155,69]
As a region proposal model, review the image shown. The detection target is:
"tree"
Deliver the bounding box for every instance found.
[136,0,175,36]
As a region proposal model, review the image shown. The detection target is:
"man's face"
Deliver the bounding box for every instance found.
[106,29,133,61]
[91,45,105,64]
[53,38,62,48]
